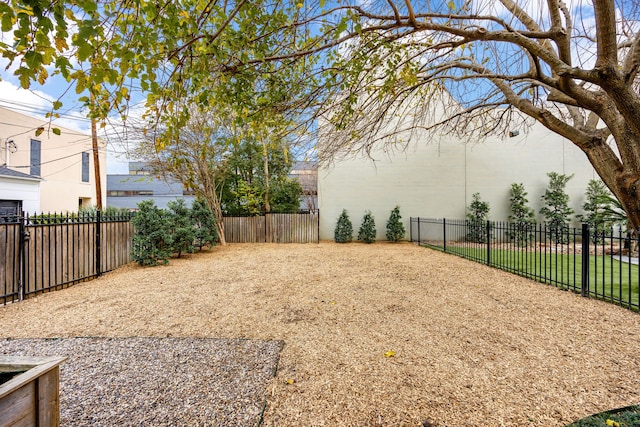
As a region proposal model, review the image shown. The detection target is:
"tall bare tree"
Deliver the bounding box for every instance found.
[5,0,640,226]
[311,0,640,228]
[137,108,236,246]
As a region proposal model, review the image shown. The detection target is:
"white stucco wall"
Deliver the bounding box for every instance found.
[318,122,599,241]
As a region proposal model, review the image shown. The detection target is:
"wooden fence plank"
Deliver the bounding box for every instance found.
[2,212,313,305]
[224,212,319,244]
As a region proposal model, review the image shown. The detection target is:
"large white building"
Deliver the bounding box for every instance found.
[318,121,599,241]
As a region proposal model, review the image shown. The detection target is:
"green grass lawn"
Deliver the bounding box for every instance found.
[425,244,640,310]
[565,404,640,426]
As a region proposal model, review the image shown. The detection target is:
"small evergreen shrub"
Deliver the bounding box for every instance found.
[577,179,614,243]
[191,199,218,249]
[386,206,405,242]
[540,172,574,244]
[358,210,377,243]
[167,199,195,258]
[131,200,173,266]
[334,209,353,243]
[466,193,491,243]
[508,183,536,246]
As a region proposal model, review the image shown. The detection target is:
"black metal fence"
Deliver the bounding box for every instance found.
[1,212,134,305]
[410,217,640,312]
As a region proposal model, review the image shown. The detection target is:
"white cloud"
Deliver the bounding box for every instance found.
[0,80,137,173]
[0,80,53,111]
[0,80,91,133]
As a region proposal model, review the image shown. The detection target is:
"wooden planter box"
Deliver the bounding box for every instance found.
[0,356,66,427]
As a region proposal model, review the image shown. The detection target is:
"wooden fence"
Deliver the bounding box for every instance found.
[223,212,319,243]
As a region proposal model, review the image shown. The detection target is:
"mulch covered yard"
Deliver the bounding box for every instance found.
[1,242,640,426]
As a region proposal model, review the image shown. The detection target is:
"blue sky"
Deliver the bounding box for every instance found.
[0,0,630,174]
[0,49,139,174]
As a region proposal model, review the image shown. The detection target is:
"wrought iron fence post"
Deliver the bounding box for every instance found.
[443,218,447,253]
[486,220,491,266]
[409,217,413,242]
[581,223,590,297]
[637,228,640,309]
[18,215,26,301]
[417,217,421,244]
[96,210,102,276]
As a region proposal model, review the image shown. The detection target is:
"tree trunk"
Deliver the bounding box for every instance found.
[199,170,227,246]
[262,136,271,213]
[209,194,227,246]
[577,134,640,231]
[214,208,227,246]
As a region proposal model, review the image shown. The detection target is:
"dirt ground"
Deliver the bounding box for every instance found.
[2,242,640,426]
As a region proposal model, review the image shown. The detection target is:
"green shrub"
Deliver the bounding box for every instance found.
[29,213,71,225]
[167,199,195,258]
[334,209,353,243]
[508,183,536,246]
[131,200,173,266]
[577,179,614,243]
[358,210,377,243]
[466,193,490,243]
[78,205,130,216]
[386,206,405,242]
[191,199,218,249]
[540,172,574,244]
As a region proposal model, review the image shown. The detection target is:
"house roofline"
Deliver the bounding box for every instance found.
[0,168,43,182]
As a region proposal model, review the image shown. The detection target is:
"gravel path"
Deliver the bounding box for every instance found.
[1,242,640,426]
[0,337,283,426]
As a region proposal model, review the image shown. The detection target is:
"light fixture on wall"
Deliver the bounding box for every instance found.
[509,130,520,137]
[7,139,17,153]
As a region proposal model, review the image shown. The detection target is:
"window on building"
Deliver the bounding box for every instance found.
[82,152,90,182]
[0,200,21,222]
[30,139,41,176]
[107,190,154,197]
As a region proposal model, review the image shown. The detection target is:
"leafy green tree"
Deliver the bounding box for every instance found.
[137,108,233,245]
[191,199,218,250]
[577,179,615,243]
[540,172,575,244]
[226,179,264,216]
[334,209,353,243]
[358,210,376,244]
[221,138,301,215]
[466,193,491,243]
[270,177,303,213]
[386,206,405,242]
[508,183,536,246]
[131,200,172,266]
[167,199,195,258]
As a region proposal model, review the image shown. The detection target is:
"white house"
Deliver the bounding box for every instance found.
[0,167,41,217]
[318,120,600,241]
[0,106,106,214]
